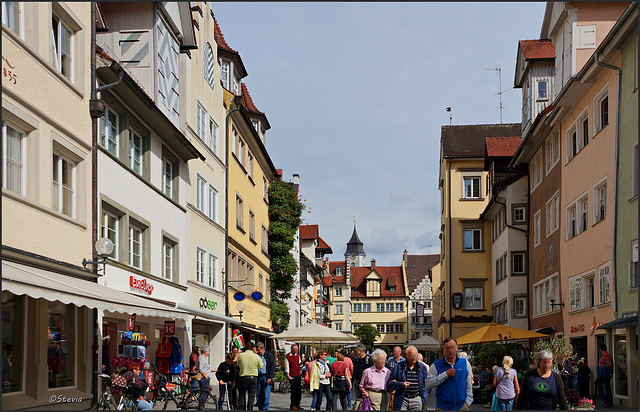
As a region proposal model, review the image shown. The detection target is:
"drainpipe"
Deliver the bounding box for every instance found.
[495,199,528,233]
[89,2,98,404]
[594,53,621,317]
[447,159,452,339]
[224,97,241,350]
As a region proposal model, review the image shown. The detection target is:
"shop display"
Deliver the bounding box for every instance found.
[111,331,150,373]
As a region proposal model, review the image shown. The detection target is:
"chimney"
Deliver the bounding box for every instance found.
[370,258,376,270]
[293,174,300,185]
[403,249,408,265]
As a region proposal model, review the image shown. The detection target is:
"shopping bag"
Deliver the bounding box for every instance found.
[359,395,372,411]
[490,394,500,410]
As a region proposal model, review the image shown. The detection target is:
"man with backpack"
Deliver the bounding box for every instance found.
[352,344,373,409]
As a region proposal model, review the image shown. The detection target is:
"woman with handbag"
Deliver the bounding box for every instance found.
[516,351,568,410]
[122,362,152,410]
[312,350,333,410]
[330,353,352,410]
[492,356,520,410]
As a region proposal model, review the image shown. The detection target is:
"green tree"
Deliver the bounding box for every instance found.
[270,300,291,333]
[531,336,575,372]
[469,342,529,371]
[354,325,381,351]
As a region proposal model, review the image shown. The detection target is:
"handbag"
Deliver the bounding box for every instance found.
[490,394,500,410]
[111,373,127,388]
[330,362,348,392]
[359,395,372,410]
[192,372,203,381]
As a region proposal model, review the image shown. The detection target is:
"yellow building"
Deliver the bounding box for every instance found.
[436,124,520,342]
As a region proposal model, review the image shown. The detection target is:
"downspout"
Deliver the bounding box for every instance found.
[89,3,98,404]
[495,199,528,233]
[447,159,452,339]
[224,98,241,350]
[594,53,621,317]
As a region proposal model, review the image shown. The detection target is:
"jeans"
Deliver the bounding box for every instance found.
[332,390,347,410]
[199,377,210,406]
[257,375,272,410]
[128,399,153,410]
[311,389,318,409]
[497,398,514,410]
[316,383,333,410]
[239,376,258,410]
[346,386,352,409]
[601,377,613,405]
[219,383,232,410]
[290,375,302,407]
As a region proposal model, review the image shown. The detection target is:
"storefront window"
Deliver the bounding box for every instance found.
[47,301,75,388]
[2,291,24,393]
[614,331,628,397]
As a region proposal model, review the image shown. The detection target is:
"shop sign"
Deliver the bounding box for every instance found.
[199,297,218,311]
[452,293,463,310]
[571,324,585,333]
[128,314,136,331]
[164,321,175,336]
[130,276,154,295]
[590,316,605,336]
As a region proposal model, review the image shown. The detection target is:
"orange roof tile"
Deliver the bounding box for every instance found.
[241,83,264,115]
[300,225,319,240]
[486,136,522,157]
[519,40,555,60]
[213,18,237,53]
[317,236,332,251]
[350,266,405,298]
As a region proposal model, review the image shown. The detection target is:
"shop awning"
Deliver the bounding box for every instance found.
[598,314,638,329]
[2,260,190,321]
[176,303,238,325]
[239,324,275,337]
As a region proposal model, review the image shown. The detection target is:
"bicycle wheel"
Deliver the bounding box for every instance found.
[197,390,218,410]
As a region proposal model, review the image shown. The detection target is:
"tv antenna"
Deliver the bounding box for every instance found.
[446,107,452,126]
[484,64,511,124]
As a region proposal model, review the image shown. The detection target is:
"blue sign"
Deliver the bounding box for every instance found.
[233,291,246,301]
[250,291,264,301]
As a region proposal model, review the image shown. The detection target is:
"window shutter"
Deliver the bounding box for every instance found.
[577,25,596,49]
[120,30,150,67]
[204,42,215,88]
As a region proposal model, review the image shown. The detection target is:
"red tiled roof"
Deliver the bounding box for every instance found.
[300,225,319,240]
[406,254,440,291]
[486,136,522,157]
[541,104,555,115]
[241,83,264,115]
[213,18,237,53]
[442,123,521,158]
[317,236,332,251]
[350,266,404,298]
[519,40,555,60]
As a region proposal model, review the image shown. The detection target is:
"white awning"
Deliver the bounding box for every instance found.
[2,260,190,321]
[176,303,238,325]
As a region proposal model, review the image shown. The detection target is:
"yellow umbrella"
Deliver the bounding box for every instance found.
[456,323,548,345]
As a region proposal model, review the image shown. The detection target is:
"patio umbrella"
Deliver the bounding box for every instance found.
[456,322,548,345]
[407,334,441,350]
[271,322,359,346]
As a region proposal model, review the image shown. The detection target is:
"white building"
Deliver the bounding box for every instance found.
[404,252,440,340]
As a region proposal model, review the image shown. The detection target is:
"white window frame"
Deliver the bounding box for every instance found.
[512,252,525,275]
[128,224,143,270]
[334,304,343,315]
[464,228,482,251]
[208,185,217,222]
[336,267,344,276]
[584,274,596,308]
[2,121,27,196]
[51,11,74,81]
[376,324,385,333]
[208,254,218,289]
[209,117,219,155]
[362,303,371,312]
[395,303,403,312]
[162,241,173,280]
[2,2,24,39]
[566,203,577,240]
[101,211,118,260]
[534,210,542,247]
[593,84,610,135]
[566,123,578,163]
[593,177,607,224]
[334,322,343,331]
[247,150,254,179]
[249,209,255,241]
[463,286,483,309]
[513,206,526,224]
[385,324,394,333]
[100,106,119,156]
[513,296,527,317]
[196,102,206,142]
[196,174,206,212]
[462,175,482,199]
[52,152,76,218]
[376,303,385,312]
[545,129,560,174]
[335,286,343,297]
[532,273,559,317]
[196,248,205,284]
[236,194,244,229]
[546,190,560,237]
[162,157,173,197]
[395,324,404,333]
[537,80,549,101]
[569,274,583,312]
[220,60,230,90]
[530,149,544,191]
[129,131,143,175]
[386,303,394,312]
[598,262,612,304]
[203,42,215,89]
[353,303,361,313]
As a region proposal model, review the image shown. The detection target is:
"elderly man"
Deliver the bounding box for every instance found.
[426,337,473,410]
[359,349,391,410]
[387,346,429,410]
[386,346,405,371]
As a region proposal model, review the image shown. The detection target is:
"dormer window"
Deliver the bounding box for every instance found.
[389,286,396,292]
[537,81,548,100]
[366,279,381,297]
[336,267,343,276]
[220,60,230,89]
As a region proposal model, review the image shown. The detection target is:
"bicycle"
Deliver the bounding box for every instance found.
[91,371,139,410]
[148,368,217,410]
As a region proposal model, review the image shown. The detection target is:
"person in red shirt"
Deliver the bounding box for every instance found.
[597,344,614,407]
[285,344,302,410]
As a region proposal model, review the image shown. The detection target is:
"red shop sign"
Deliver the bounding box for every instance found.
[130,276,154,295]
[164,321,175,336]
[128,314,136,331]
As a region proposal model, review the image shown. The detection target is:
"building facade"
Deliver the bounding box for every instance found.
[404,252,440,341]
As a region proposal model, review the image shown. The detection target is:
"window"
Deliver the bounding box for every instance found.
[52,153,75,217]
[203,42,215,88]
[334,304,343,315]
[594,86,609,134]
[633,143,638,198]
[353,303,361,313]
[545,130,560,173]
[236,195,243,229]
[209,255,218,289]
[395,324,404,333]
[376,324,385,333]
[386,324,394,333]
[581,115,589,148]
[569,276,582,311]
[567,111,589,162]
[162,157,173,197]
[496,254,507,283]
[389,286,396,292]
[261,225,268,254]
[395,303,404,312]
[534,210,541,246]
[209,118,219,155]
[52,12,73,80]
[220,60,230,89]
[464,228,482,251]
[594,179,607,223]
[362,303,371,312]
[546,191,559,237]
[533,274,559,316]
[386,303,394,312]
[567,204,577,240]
[513,206,526,224]
[464,286,483,309]
[263,177,268,201]
[100,107,119,156]
[598,262,611,304]
[334,322,343,331]
[249,209,255,241]
[513,296,527,318]
[2,2,22,36]
[208,185,217,221]
[238,139,245,167]
[47,301,75,387]
[247,151,254,179]
[463,176,481,199]
[537,80,548,100]
[336,267,343,276]
[196,248,205,284]
[580,195,589,234]
[567,125,578,162]
[2,121,26,195]
[129,132,143,175]
[101,211,118,259]
[129,224,142,269]
[630,240,638,289]
[492,300,508,323]
[366,280,380,297]
[585,275,595,307]
[196,175,206,212]
[335,287,343,297]
[512,252,525,275]
[162,241,173,280]
[233,78,239,95]
[196,103,206,142]
[531,149,544,191]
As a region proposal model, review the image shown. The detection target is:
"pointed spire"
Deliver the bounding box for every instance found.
[345,221,365,257]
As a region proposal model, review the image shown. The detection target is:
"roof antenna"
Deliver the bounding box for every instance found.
[446,107,452,126]
[484,64,511,124]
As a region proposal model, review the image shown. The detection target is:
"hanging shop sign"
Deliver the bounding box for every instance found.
[452,293,463,310]
[233,291,246,301]
[164,320,176,336]
[130,276,154,295]
[199,297,218,311]
[250,291,263,301]
[128,314,136,331]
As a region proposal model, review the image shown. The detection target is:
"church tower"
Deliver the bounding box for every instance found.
[344,222,366,267]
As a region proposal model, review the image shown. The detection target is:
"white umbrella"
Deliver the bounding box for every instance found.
[407,334,441,350]
[271,322,359,345]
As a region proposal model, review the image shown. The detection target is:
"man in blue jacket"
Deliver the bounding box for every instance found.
[256,342,276,410]
[386,346,429,410]
[426,337,473,410]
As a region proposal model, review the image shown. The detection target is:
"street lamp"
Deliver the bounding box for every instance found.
[82,238,114,275]
[547,289,565,309]
[233,302,246,323]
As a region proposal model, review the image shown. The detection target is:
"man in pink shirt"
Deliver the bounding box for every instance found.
[360,349,391,411]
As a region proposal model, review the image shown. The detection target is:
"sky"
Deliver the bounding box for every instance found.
[212,2,547,265]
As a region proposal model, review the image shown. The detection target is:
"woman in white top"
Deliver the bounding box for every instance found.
[311,350,332,410]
